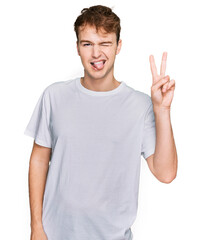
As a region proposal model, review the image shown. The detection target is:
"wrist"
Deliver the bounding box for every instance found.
[153,105,171,114]
[31,221,43,231]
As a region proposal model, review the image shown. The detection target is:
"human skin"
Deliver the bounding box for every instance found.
[29,141,51,239]
[28,25,122,240]
[145,52,178,183]
[28,24,177,240]
[76,24,122,91]
[76,24,178,183]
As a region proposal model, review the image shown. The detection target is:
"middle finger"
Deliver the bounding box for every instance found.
[160,52,167,76]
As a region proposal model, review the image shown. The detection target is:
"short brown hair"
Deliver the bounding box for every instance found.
[74,5,121,45]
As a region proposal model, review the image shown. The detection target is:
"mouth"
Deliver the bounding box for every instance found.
[90,60,106,71]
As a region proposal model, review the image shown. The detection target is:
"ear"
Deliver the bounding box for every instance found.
[76,41,80,56]
[116,39,122,55]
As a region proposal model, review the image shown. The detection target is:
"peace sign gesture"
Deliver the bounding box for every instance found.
[149,52,175,110]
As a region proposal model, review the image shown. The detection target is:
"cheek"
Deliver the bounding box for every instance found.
[79,54,88,63]
[80,50,91,60]
[107,53,116,61]
[105,48,117,58]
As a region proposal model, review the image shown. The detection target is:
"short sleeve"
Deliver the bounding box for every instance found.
[141,101,156,160]
[24,88,52,148]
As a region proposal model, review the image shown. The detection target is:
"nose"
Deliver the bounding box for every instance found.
[92,45,102,59]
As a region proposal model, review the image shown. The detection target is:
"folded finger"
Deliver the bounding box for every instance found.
[152,75,170,91]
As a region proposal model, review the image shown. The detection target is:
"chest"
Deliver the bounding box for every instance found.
[50,96,144,145]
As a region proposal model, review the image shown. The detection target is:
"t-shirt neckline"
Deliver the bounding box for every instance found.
[76,77,125,96]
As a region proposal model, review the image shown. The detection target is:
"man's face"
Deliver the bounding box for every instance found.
[76,24,122,80]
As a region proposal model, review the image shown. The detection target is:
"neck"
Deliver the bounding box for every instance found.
[81,75,121,92]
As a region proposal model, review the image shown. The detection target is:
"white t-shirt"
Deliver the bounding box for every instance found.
[24,77,156,240]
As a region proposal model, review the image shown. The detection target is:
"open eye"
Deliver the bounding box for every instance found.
[83,43,91,46]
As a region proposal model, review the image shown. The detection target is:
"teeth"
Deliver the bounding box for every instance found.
[91,61,105,65]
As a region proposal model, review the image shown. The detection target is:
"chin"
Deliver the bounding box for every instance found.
[86,74,107,80]
[84,67,113,80]
[84,69,104,79]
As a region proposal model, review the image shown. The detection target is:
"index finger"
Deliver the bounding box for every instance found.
[160,52,167,76]
[149,55,158,80]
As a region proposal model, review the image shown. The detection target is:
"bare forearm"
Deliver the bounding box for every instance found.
[28,159,49,230]
[153,107,178,182]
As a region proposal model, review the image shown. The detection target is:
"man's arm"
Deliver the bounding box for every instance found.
[146,107,178,183]
[147,52,177,183]
[28,141,51,231]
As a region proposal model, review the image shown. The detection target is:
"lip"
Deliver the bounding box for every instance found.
[90,60,106,71]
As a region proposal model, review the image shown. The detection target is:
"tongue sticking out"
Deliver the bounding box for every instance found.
[93,61,104,70]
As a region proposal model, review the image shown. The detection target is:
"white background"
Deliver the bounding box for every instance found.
[0,0,198,239]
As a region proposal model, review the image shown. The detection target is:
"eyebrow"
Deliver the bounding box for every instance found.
[80,40,113,44]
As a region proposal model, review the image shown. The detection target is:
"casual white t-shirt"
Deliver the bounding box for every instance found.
[24,77,156,240]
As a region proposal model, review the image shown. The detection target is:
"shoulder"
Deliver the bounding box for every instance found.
[42,78,76,97]
[45,78,75,92]
[125,83,152,109]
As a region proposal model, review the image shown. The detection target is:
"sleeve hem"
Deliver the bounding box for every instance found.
[24,128,52,148]
[143,148,155,160]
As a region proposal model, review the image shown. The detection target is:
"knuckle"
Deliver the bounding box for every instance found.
[163,75,170,81]
[151,85,155,91]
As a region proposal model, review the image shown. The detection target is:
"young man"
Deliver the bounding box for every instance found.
[24,5,178,240]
